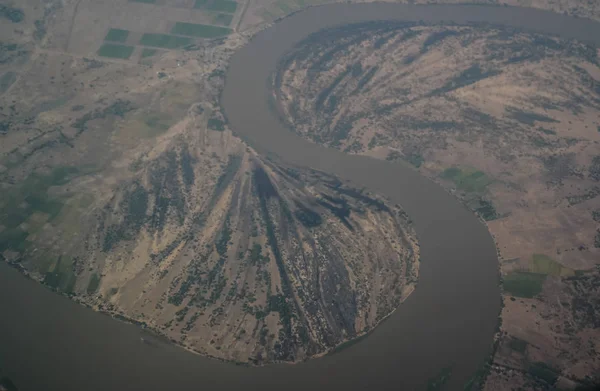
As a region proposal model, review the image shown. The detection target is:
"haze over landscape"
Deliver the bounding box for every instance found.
[0,0,599,390]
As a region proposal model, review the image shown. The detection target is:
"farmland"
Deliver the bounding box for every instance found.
[195,0,238,14]
[104,28,130,43]
[139,33,191,49]
[97,43,135,59]
[503,272,546,298]
[42,0,242,64]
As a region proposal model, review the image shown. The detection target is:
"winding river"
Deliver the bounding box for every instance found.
[1,4,599,390]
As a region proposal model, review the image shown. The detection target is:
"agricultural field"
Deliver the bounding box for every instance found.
[104,28,130,43]
[139,33,192,49]
[503,272,547,298]
[27,0,242,64]
[213,13,234,26]
[97,43,135,59]
[206,0,238,13]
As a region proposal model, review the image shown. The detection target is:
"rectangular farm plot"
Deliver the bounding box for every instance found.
[97,43,135,59]
[503,272,546,298]
[196,0,238,13]
[208,0,238,13]
[171,22,231,38]
[105,28,130,43]
[213,13,234,26]
[139,33,192,48]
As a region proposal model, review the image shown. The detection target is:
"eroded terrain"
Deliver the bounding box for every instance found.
[2,0,599,387]
[0,0,418,364]
[275,22,600,388]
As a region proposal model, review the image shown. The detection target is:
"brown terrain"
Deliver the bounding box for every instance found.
[275,21,600,389]
[1,0,599,388]
[0,0,418,364]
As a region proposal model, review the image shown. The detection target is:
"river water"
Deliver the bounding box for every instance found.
[1,4,599,390]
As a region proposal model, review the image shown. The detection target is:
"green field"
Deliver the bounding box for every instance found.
[97,43,134,59]
[141,48,157,58]
[0,166,83,253]
[503,272,546,298]
[129,0,156,3]
[139,33,192,48]
[105,28,130,43]
[206,0,238,13]
[171,22,231,38]
[530,254,574,276]
[194,0,209,7]
[441,167,493,193]
[213,12,234,26]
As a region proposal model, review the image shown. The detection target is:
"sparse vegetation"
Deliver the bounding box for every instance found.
[73,99,135,134]
[87,273,101,294]
[474,198,497,221]
[506,107,559,127]
[589,156,600,181]
[433,64,501,95]
[140,48,157,58]
[0,4,24,23]
[509,337,528,353]
[207,117,225,131]
[405,153,424,168]
[0,71,17,94]
[530,254,574,276]
[421,30,460,52]
[527,362,559,385]
[294,202,322,227]
[566,187,600,205]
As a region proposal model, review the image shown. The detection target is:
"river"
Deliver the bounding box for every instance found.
[1,3,599,390]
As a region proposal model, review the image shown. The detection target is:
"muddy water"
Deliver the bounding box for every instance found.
[1,4,599,391]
